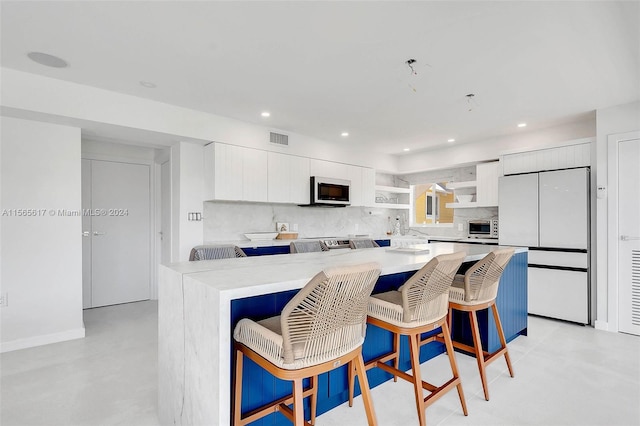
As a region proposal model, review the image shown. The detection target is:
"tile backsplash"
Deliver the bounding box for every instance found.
[203,201,404,242]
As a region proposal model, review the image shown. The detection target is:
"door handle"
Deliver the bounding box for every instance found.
[82,231,90,237]
[620,235,640,241]
[93,231,106,236]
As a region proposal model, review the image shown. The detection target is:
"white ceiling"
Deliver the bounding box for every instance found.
[1,1,639,154]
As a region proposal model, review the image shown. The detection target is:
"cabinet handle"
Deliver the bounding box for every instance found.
[620,235,640,241]
[93,231,106,236]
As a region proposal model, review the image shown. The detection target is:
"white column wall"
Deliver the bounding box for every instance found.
[171,142,204,262]
[0,117,84,352]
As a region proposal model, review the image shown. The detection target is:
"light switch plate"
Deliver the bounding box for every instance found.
[276,222,289,232]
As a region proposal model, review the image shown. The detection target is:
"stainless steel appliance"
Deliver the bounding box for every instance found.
[468,219,499,238]
[309,176,350,206]
[499,167,590,324]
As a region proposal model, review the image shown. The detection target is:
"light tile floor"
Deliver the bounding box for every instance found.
[1,301,639,426]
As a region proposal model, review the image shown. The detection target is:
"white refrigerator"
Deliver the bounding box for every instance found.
[499,168,590,324]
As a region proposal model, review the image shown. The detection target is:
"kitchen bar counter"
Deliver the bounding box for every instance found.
[158,243,527,425]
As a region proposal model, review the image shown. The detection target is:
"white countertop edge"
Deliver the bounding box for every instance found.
[178,245,527,300]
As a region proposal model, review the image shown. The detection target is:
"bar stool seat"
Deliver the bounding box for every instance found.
[233,262,382,426]
[189,244,246,261]
[445,247,516,401]
[354,252,468,426]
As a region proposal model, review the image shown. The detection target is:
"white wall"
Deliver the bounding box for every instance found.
[1,68,397,172]
[595,100,640,331]
[0,117,84,352]
[171,142,204,262]
[397,117,596,173]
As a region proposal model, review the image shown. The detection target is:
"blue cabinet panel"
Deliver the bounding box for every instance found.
[243,246,290,256]
[374,239,391,247]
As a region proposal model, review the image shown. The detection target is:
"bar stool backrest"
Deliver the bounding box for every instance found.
[290,240,329,253]
[399,252,466,323]
[189,245,247,261]
[348,239,380,249]
[280,262,381,365]
[462,248,515,303]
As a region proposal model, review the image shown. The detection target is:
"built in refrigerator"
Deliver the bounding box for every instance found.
[499,167,590,324]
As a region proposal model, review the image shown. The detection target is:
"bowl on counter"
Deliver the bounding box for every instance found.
[243,232,279,241]
[456,194,474,203]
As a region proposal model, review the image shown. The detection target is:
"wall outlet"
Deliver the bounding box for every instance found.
[0,292,8,307]
[457,223,463,232]
[291,224,298,232]
[276,222,289,232]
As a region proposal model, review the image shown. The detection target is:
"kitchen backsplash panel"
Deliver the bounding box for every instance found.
[203,201,404,241]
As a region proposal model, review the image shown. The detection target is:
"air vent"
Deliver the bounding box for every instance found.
[270,132,289,146]
[632,250,640,325]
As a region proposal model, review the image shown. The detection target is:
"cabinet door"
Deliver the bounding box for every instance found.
[361,168,376,207]
[347,166,363,206]
[214,143,243,200]
[310,159,349,180]
[267,152,290,203]
[498,173,539,246]
[476,161,499,206]
[289,156,310,204]
[243,148,268,202]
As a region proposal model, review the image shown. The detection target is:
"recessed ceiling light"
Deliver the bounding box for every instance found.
[341,132,349,137]
[517,123,527,128]
[27,52,68,68]
[139,81,157,88]
[403,148,410,152]
[447,139,456,143]
[261,112,271,117]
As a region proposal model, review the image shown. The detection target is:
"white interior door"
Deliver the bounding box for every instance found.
[618,138,640,336]
[88,160,151,307]
[81,159,92,308]
[160,160,171,265]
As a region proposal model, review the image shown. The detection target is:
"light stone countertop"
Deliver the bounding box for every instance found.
[170,242,526,300]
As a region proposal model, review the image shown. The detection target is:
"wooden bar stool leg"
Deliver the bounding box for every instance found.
[441,321,468,416]
[292,378,305,425]
[233,347,244,426]
[492,304,514,377]
[348,362,355,407]
[310,375,318,425]
[408,332,426,426]
[353,351,378,426]
[393,332,400,382]
[469,310,490,401]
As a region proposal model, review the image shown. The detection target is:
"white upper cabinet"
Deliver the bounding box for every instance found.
[204,143,267,202]
[268,152,310,204]
[361,167,376,207]
[476,161,500,206]
[309,159,349,180]
[243,148,268,202]
[347,165,363,206]
[204,143,243,201]
[502,142,591,175]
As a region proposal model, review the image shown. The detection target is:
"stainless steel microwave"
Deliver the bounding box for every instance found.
[468,219,499,238]
[310,176,350,206]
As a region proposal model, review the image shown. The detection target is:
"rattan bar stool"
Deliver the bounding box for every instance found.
[445,247,515,401]
[354,252,468,426]
[233,262,382,426]
[348,239,380,249]
[290,240,329,253]
[189,244,246,261]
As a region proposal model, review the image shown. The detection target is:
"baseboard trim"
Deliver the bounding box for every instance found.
[0,327,86,353]
[594,320,609,332]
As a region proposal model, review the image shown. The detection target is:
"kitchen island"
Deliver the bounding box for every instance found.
[158,243,527,426]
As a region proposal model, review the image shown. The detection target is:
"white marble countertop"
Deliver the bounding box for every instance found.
[171,242,526,300]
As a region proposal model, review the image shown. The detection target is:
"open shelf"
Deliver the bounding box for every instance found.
[446,180,477,189]
[375,185,411,193]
